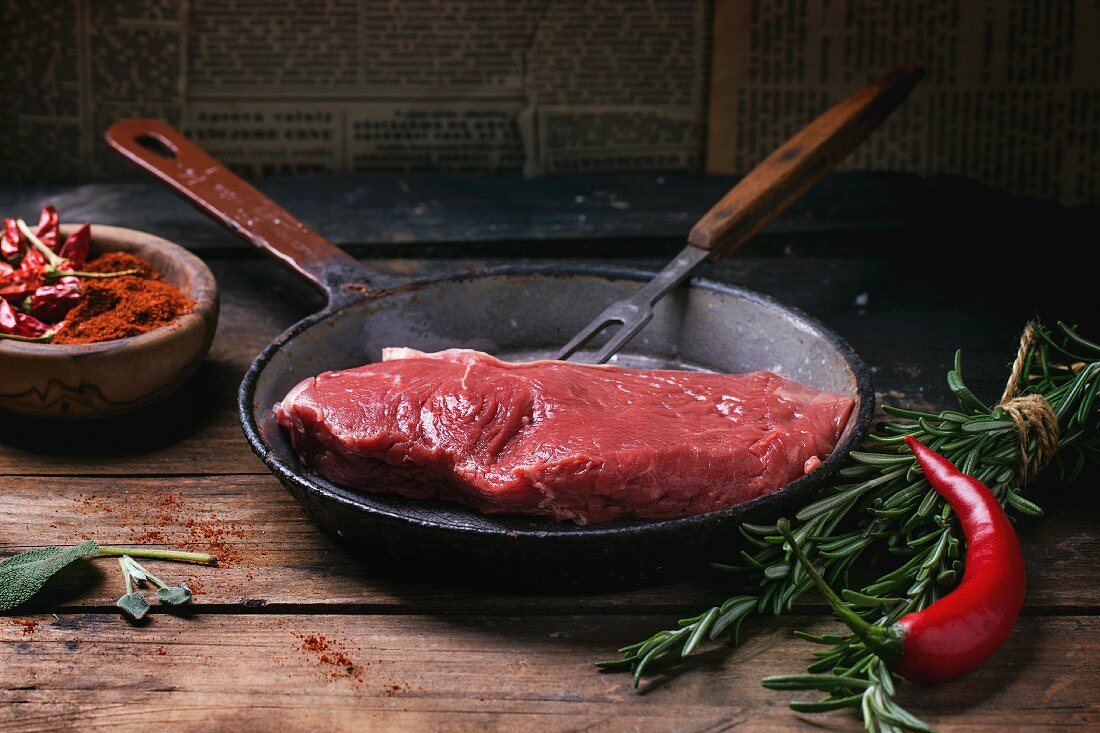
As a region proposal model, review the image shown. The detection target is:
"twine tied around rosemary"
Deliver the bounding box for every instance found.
[998,324,1060,483]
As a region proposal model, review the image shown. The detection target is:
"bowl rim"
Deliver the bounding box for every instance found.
[0,223,217,356]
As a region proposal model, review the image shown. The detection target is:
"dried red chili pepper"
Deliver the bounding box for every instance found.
[777,435,1026,684]
[19,244,47,280]
[29,276,81,322]
[1,245,45,302]
[15,218,138,283]
[20,312,50,338]
[57,223,91,267]
[2,208,177,344]
[0,298,15,331]
[0,298,52,340]
[1,218,22,260]
[0,298,16,332]
[0,272,41,303]
[35,205,59,251]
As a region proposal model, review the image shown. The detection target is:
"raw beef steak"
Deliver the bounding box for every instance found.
[276,349,854,524]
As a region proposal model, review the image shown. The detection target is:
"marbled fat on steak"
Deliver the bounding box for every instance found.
[275,349,855,525]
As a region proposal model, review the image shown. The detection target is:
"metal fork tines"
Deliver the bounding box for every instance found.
[555,66,924,366]
[555,245,711,364]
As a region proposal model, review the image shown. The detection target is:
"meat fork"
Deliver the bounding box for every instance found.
[556,64,924,364]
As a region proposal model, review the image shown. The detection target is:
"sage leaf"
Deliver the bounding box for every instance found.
[156,584,192,605]
[116,591,151,620]
[0,541,99,611]
[124,558,150,583]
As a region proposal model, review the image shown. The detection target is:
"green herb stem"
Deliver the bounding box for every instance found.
[97,546,217,565]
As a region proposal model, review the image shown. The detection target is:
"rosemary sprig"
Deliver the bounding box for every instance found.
[602,322,1100,732]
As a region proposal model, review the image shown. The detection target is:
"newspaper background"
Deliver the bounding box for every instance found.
[708,0,1100,205]
[0,0,707,183]
[1,0,1097,204]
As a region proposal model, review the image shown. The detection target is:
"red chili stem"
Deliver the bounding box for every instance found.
[0,330,55,343]
[776,519,904,663]
[49,268,141,280]
[16,219,64,268]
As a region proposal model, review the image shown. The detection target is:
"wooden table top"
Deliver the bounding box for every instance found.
[2,173,1098,731]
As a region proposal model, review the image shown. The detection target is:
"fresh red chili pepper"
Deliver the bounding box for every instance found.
[29,276,81,322]
[35,205,60,251]
[778,435,1025,684]
[1,218,22,260]
[57,223,91,267]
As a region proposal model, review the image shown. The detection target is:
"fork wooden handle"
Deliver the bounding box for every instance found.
[688,64,924,259]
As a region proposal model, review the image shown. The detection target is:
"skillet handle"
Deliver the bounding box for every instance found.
[688,64,924,259]
[106,119,368,297]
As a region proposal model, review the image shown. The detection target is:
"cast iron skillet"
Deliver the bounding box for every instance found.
[106,121,875,585]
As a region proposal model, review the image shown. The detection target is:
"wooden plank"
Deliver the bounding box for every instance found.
[0,473,720,614]
[0,255,1048,477]
[0,172,929,253]
[1,474,1095,612]
[1,613,1095,732]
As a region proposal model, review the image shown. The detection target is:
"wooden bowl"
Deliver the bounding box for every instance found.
[0,224,218,418]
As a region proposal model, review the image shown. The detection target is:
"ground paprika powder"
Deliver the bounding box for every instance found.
[52,252,193,345]
[2,207,194,344]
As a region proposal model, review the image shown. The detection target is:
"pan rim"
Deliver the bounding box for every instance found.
[238,263,875,541]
